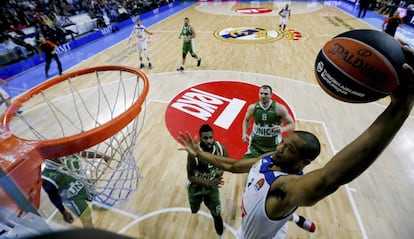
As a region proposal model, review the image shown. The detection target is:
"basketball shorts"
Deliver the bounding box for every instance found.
[236,223,287,239]
[187,183,221,216]
[279,17,288,25]
[182,41,196,57]
[243,140,278,159]
[136,40,148,53]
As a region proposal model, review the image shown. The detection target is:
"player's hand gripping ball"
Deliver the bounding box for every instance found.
[314,29,406,103]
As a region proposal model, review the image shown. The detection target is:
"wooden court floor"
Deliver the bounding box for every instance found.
[35,2,414,239]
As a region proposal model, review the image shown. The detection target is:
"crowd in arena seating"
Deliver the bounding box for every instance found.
[372,0,412,14]
[0,0,173,66]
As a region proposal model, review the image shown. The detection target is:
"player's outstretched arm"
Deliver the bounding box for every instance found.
[178,131,259,173]
[282,44,414,207]
[242,104,254,142]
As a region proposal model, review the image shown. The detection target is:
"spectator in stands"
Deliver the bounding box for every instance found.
[8,24,26,37]
[388,0,402,16]
[0,41,9,55]
[54,13,75,28]
[109,8,119,23]
[8,35,37,56]
[117,4,131,22]
[52,23,77,43]
[88,10,107,29]
[379,0,394,14]
[33,10,53,25]
[38,37,62,77]
[3,36,28,59]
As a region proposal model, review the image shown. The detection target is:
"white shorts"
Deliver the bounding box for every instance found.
[136,40,148,54]
[236,223,287,239]
[279,17,288,25]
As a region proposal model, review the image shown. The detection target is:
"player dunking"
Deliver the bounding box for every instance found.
[279,4,291,32]
[129,18,153,69]
[178,39,414,239]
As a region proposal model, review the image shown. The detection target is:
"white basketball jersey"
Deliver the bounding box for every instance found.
[279,9,290,18]
[131,25,147,41]
[238,155,295,239]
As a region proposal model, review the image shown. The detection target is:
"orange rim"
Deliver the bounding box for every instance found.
[0,65,149,171]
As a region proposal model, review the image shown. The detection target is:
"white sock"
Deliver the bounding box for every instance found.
[291,213,299,222]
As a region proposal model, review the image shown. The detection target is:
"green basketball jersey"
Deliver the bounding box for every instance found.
[181,25,192,40]
[42,154,86,199]
[189,142,224,195]
[42,168,86,200]
[251,101,282,148]
[194,141,223,181]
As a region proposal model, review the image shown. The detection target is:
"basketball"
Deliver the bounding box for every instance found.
[314,29,406,103]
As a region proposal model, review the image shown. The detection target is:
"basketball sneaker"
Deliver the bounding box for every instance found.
[197,58,201,67]
[148,63,152,69]
[295,215,316,232]
[140,63,144,69]
[177,66,184,72]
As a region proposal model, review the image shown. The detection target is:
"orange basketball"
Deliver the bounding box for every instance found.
[314,29,405,103]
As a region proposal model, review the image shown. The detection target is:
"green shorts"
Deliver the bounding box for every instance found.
[187,183,221,216]
[243,141,277,159]
[182,42,196,57]
[64,196,89,216]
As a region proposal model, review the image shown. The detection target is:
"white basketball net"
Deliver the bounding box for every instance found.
[8,68,146,206]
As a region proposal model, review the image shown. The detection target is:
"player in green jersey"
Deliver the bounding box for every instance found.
[42,151,110,227]
[187,124,227,239]
[242,85,295,159]
[177,17,201,72]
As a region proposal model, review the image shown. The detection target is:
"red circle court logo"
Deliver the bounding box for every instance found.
[165,81,295,159]
[235,8,272,14]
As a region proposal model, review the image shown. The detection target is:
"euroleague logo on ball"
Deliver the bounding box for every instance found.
[165,81,295,159]
[316,61,324,74]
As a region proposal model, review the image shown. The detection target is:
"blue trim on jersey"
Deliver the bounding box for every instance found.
[259,155,279,185]
[259,154,304,184]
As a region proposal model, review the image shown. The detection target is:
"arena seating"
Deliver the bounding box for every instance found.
[0,50,19,66]
[66,13,98,36]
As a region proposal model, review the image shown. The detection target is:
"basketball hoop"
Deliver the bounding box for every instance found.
[0,65,149,212]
